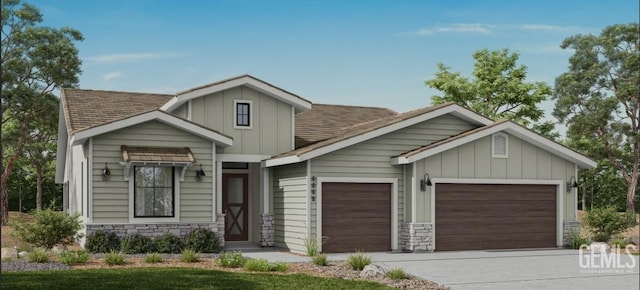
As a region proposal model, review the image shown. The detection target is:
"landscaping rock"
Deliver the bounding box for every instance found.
[360,263,389,278]
[1,247,18,260]
[628,236,639,246]
[52,246,65,254]
[18,251,28,258]
[589,242,610,253]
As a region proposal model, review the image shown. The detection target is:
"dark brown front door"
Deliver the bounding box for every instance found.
[435,183,557,251]
[222,174,248,241]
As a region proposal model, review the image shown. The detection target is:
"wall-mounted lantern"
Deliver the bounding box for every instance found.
[102,162,111,181]
[420,173,432,192]
[566,176,578,192]
[196,164,206,182]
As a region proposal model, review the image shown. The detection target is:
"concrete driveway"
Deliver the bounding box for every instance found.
[326,249,639,290]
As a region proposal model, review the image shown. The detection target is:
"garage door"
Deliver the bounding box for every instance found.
[435,183,556,251]
[322,182,391,253]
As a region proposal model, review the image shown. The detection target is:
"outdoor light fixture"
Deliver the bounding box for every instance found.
[102,162,111,181]
[420,173,433,191]
[567,176,578,191]
[196,164,206,182]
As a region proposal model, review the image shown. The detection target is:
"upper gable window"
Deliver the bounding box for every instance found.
[234,100,252,129]
[492,132,508,158]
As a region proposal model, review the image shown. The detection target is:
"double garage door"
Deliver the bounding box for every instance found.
[321,182,557,252]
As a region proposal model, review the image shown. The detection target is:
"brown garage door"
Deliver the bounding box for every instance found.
[435,183,556,251]
[322,182,391,253]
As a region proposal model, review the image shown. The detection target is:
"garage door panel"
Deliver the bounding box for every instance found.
[435,183,557,251]
[323,217,390,227]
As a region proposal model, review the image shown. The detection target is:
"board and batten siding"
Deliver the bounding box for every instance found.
[272,162,308,253]
[310,114,478,242]
[188,86,293,156]
[91,121,214,223]
[415,133,577,222]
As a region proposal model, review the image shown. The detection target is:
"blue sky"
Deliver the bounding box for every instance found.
[32,0,637,121]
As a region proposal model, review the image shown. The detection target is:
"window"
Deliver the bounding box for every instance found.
[234,100,252,128]
[222,162,249,169]
[492,133,509,158]
[134,166,174,217]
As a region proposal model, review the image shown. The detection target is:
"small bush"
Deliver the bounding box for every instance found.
[272,262,289,272]
[610,236,628,249]
[312,253,328,266]
[215,251,247,268]
[28,248,49,263]
[387,268,407,280]
[583,206,631,237]
[144,253,163,264]
[184,228,220,253]
[347,252,372,271]
[154,233,183,254]
[568,231,590,249]
[120,234,156,254]
[58,250,90,265]
[86,231,121,253]
[592,233,610,243]
[179,249,200,263]
[303,236,319,257]
[244,258,272,272]
[10,206,83,249]
[104,251,126,266]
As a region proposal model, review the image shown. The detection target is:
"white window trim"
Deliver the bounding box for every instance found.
[492,132,509,158]
[128,166,180,223]
[233,100,253,129]
[429,178,564,250]
[316,177,398,252]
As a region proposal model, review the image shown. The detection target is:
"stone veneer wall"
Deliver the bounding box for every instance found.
[562,220,580,246]
[259,213,275,247]
[400,222,433,252]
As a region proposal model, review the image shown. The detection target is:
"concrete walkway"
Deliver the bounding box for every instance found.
[244,249,639,290]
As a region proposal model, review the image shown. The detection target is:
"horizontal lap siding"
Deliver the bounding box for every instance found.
[92,121,213,223]
[311,114,477,241]
[272,162,308,252]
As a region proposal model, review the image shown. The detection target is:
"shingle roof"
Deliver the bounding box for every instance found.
[295,104,397,148]
[275,102,457,158]
[62,88,173,134]
[121,145,196,163]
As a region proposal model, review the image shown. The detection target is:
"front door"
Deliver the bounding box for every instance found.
[222,174,248,241]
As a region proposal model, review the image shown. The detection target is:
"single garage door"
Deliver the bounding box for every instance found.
[435,183,556,251]
[322,182,391,253]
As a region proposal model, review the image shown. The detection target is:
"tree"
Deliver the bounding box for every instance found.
[553,23,639,214]
[426,48,553,128]
[1,0,83,225]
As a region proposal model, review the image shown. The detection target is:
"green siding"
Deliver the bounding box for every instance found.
[188,86,293,155]
[416,134,578,222]
[92,121,214,223]
[272,162,308,253]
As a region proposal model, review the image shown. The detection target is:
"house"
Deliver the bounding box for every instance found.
[55,75,596,253]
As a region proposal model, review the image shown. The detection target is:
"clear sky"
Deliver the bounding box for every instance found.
[31,0,638,119]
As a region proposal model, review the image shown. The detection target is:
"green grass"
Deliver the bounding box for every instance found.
[2,268,392,290]
[347,252,372,271]
[144,253,163,264]
[312,254,328,266]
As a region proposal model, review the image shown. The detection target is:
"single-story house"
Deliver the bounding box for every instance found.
[56,75,596,253]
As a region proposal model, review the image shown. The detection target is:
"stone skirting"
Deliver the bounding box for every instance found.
[259,213,275,247]
[563,220,580,246]
[400,222,433,252]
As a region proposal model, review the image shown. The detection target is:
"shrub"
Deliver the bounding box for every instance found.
[387,268,407,280]
[347,252,372,271]
[583,206,631,237]
[184,228,220,253]
[243,259,288,272]
[568,231,590,249]
[610,236,628,249]
[144,253,163,264]
[85,231,121,253]
[104,251,126,266]
[272,262,289,272]
[592,233,610,243]
[58,250,90,265]
[9,207,83,249]
[154,233,183,254]
[179,249,200,263]
[28,248,49,263]
[215,251,247,268]
[120,234,155,254]
[312,253,328,266]
[303,235,328,257]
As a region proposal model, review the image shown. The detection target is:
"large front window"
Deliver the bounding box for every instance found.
[134,166,174,217]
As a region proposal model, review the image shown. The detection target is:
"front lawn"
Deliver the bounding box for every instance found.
[2,267,392,290]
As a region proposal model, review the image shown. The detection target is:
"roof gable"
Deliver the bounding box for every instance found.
[161,74,312,113]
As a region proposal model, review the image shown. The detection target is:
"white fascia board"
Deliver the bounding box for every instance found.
[55,105,69,184]
[263,155,301,167]
[162,76,312,112]
[447,105,493,126]
[71,111,233,147]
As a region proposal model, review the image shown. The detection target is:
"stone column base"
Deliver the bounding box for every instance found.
[400,222,433,252]
[216,213,226,247]
[259,213,275,247]
[563,220,580,246]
